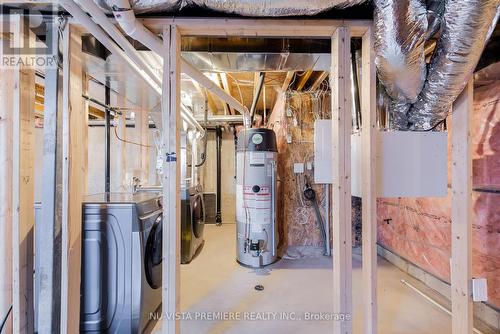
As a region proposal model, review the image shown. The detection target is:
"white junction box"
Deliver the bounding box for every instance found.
[314,120,333,183]
[472,278,488,302]
[351,131,448,197]
[293,163,304,174]
[313,119,448,197]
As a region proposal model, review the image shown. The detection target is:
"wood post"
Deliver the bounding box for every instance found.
[0,16,36,333]
[331,26,353,334]
[12,60,36,334]
[0,67,15,334]
[60,23,86,333]
[361,27,377,334]
[162,24,181,334]
[0,53,36,334]
[451,81,473,334]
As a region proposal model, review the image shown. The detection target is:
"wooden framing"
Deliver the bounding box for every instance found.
[8,14,473,334]
[450,81,473,334]
[0,67,14,334]
[161,24,182,334]
[144,18,371,37]
[296,70,313,91]
[60,23,87,333]
[0,15,36,333]
[361,28,377,334]
[309,72,329,91]
[331,26,353,334]
[3,58,36,334]
[12,56,36,334]
[153,18,371,334]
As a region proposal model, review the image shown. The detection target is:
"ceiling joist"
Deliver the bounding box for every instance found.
[309,71,329,91]
[295,70,313,91]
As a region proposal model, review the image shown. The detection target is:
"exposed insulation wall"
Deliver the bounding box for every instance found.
[268,91,331,254]
[377,79,500,308]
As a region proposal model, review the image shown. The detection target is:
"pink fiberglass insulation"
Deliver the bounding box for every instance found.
[377,78,500,308]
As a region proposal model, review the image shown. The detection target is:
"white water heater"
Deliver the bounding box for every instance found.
[236,128,278,267]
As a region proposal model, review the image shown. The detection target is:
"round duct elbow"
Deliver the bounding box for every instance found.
[373,0,428,130]
[407,0,500,131]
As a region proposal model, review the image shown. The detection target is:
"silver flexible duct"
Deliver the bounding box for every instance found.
[408,1,500,130]
[374,0,429,130]
[99,0,366,15]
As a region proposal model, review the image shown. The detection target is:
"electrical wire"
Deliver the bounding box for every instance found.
[113,123,152,148]
[0,305,12,333]
[225,73,245,105]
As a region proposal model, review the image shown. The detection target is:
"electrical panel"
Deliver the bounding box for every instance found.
[313,120,333,183]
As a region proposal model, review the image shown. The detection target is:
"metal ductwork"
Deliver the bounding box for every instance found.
[374,0,499,131]
[98,0,366,15]
[182,52,330,72]
[90,0,500,132]
[374,0,429,130]
[408,1,500,130]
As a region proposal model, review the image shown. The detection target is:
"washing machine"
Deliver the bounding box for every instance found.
[80,192,163,333]
[181,185,205,264]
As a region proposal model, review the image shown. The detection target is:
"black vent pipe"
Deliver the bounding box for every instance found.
[104,84,111,194]
[215,125,222,224]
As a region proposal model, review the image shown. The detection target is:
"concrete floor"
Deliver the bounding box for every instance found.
[154,223,487,334]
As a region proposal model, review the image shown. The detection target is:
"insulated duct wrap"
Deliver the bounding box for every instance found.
[408,1,500,130]
[374,0,429,130]
[100,0,366,15]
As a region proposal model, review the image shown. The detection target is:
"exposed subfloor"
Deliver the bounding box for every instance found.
[154,223,492,334]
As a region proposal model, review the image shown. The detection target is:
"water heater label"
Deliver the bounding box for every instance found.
[249,152,266,165]
[236,185,272,224]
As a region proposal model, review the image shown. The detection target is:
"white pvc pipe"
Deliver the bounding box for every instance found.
[75,0,162,86]
[181,104,206,136]
[60,0,161,96]
[181,60,248,114]
[61,0,203,133]
[108,0,247,115]
[400,279,485,334]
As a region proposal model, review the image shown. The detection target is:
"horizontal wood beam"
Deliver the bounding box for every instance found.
[309,72,328,91]
[88,106,105,119]
[141,18,371,37]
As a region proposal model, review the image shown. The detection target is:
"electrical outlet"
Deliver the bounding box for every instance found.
[293,163,304,174]
[286,134,292,143]
[286,108,293,117]
[306,162,313,170]
[472,278,488,302]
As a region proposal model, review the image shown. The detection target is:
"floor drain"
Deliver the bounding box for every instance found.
[254,284,264,291]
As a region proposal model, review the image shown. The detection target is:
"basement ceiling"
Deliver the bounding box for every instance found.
[81,34,333,114]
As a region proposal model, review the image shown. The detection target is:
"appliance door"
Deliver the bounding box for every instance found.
[144,214,162,289]
[191,193,205,238]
